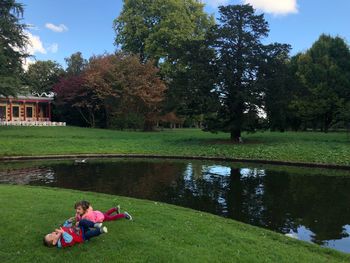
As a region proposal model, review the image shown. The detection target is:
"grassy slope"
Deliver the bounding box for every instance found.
[0,126,349,165]
[0,185,349,263]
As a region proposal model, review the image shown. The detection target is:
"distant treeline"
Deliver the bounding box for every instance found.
[1,0,350,139]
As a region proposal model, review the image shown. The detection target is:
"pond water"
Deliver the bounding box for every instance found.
[1,158,350,253]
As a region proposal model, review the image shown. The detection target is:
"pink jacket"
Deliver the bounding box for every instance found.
[76,206,104,223]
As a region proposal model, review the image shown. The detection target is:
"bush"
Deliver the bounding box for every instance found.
[110,113,145,130]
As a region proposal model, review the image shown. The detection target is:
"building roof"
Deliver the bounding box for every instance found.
[0,92,54,101]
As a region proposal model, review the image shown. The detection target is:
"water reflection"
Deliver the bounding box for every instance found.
[0,159,350,253]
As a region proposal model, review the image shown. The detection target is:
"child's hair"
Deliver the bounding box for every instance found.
[74,200,90,211]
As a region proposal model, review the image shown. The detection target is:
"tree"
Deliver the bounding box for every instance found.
[114,0,215,118]
[53,75,90,126]
[208,4,269,141]
[54,53,166,129]
[55,55,120,128]
[65,52,87,76]
[114,0,213,63]
[25,60,64,93]
[54,69,117,128]
[294,34,350,132]
[258,43,293,132]
[82,55,121,127]
[161,30,219,117]
[0,0,28,96]
[112,54,167,130]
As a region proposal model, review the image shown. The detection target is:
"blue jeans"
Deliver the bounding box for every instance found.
[79,219,101,240]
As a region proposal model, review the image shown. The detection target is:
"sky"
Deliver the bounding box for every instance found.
[21,0,350,68]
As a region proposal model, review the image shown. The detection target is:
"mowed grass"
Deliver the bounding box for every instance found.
[0,185,349,263]
[0,126,349,165]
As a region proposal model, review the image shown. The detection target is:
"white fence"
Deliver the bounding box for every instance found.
[0,121,66,126]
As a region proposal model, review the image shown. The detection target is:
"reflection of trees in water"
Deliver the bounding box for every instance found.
[166,164,350,246]
[271,174,350,245]
[32,161,187,201]
[226,168,266,226]
[162,162,235,216]
[251,172,350,245]
[2,160,350,247]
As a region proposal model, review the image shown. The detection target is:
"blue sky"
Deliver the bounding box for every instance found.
[21,0,350,68]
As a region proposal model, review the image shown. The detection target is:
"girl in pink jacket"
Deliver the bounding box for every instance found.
[74,200,132,223]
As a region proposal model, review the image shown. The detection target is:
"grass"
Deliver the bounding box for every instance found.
[1,185,349,263]
[0,126,349,165]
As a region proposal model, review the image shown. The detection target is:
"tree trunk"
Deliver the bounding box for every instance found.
[89,110,95,128]
[77,107,94,128]
[230,128,241,142]
[324,113,332,133]
[143,120,154,131]
[226,168,243,219]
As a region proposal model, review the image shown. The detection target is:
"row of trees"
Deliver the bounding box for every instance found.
[114,1,350,139]
[1,0,350,139]
[263,35,350,133]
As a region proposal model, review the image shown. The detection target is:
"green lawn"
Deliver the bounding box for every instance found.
[0,126,349,165]
[0,185,349,263]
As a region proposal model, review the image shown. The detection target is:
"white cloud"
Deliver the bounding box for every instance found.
[47,43,58,53]
[243,0,298,15]
[22,58,35,71]
[204,0,230,8]
[45,23,68,33]
[25,31,47,55]
[204,0,298,15]
[21,32,60,70]
[24,32,58,55]
[20,32,46,71]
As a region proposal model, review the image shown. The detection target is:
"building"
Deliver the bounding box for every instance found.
[0,93,65,126]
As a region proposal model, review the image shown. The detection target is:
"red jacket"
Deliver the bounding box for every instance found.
[59,226,84,248]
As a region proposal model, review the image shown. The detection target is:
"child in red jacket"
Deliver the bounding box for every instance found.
[43,219,107,248]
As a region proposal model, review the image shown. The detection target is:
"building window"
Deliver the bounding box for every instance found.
[26,107,33,118]
[0,106,5,120]
[12,106,19,118]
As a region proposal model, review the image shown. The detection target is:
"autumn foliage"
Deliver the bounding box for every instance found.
[54,53,166,129]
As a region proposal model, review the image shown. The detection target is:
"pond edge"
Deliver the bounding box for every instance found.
[0,154,349,170]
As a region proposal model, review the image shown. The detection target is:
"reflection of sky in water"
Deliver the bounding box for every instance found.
[240,168,266,178]
[288,226,313,242]
[204,165,231,177]
[184,163,193,181]
[288,225,350,253]
[323,225,350,253]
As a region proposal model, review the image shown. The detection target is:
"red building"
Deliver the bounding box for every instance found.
[0,94,53,122]
[0,92,68,126]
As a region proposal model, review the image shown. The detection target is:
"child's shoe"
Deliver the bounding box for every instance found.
[94,223,103,228]
[116,205,121,214]
[100,226,108,234]
[124,211,133,220]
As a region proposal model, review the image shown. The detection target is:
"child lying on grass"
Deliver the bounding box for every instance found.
[74,200,132,224]
[43,219,107,248]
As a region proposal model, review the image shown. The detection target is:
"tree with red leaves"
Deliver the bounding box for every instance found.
[54,53,166,129]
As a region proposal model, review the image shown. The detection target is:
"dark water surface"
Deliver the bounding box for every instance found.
[1,158,350,253]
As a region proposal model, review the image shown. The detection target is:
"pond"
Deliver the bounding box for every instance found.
[1,158,350,253]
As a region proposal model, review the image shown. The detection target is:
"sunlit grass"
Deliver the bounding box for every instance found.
[1,185,349,262]
[0,126,349,165]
